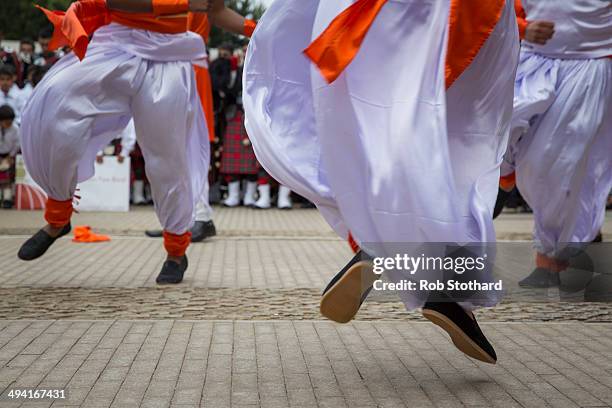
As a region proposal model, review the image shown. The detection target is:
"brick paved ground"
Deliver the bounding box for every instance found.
[1,321,612,408]
[0,208,611,407]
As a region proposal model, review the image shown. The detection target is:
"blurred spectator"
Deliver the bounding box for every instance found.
[219,44,293,210]
[0,65,25,125]
[96,120,136,165]
[0,105,20,209]
[15,38,35,88]
[210,43,233,141]
[34,28,61,66]
[0,31,18,68]
[18,64,50,106]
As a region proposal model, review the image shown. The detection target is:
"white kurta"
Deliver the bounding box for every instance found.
[20,23,210,234]
[244,0,519,310]
[503,1,611,258]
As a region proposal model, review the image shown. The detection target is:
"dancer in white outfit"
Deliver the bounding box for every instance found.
[500,0,611,287]
[244,0,519,363]
[17,0,215,284]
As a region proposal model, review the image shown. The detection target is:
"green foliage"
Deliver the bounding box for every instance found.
[209,0,266,48]
[0,0,71,40]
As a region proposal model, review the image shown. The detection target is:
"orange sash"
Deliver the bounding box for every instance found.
[37,0,194,60]
[514,0,528,39]
[305,0,506,89]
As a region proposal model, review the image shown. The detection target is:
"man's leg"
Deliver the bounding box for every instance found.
[132,61,209,283]
[145,178,216,241]
[516,57,612,287]
[18,53,134,260]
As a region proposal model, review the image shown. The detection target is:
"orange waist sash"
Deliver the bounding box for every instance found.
[305,0,506,89]
[37,0,191,60]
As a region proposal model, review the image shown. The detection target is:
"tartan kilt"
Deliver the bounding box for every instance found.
[220,109,258,175]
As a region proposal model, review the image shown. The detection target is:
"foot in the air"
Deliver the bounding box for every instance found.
[320,251,377,323]
[18,223,72,261]
[422,293,497,364]
[156,255,188,284]
[191,220,216,242]
[518,267,560,288]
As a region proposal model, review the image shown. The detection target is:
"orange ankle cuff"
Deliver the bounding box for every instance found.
[499,172,516,191]
[44,198,73,228]
[536,253,568,273]
[163,231,191,257]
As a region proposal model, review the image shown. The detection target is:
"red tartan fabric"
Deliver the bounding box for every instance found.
[220,110,258,175]
[130,144,148,183]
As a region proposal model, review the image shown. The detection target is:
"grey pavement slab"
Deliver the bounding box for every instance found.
[0,207,336,238]
[1,208,609,240]
[0,321,611,408]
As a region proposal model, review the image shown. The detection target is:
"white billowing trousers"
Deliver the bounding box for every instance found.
[503,52,612,257]
[20,23,210,234]
[244,0,519,310]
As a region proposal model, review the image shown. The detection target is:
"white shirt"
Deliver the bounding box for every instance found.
[0,85,25,125]
[18,83,34,105]
[0,124,20,156]
[521,0,612,59]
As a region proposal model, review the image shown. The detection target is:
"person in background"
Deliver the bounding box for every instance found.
[34,27,61,67]
[500,0,611,287]
[0,105,20,209]
[0,31,18,67]
[96,120,136,165]
[15,39,36,88]
[252,170,293,210]
[220,45,257,207]
[0,65,24,125]
[18,65,38,103]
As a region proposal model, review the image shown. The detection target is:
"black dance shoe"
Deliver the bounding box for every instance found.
[191,220,216,242]
[156,255,188,284]
[422,293,497,364]
[493,188,511,219]
[17,224,72,261]
[518,267,560,288]
[320,251,376,323]
[145,229,163,238]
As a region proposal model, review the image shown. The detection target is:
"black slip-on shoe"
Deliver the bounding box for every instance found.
[145,229,163,238]
[493,188,511,219]
[422,293,497,364]
[156,255,188,284]
[191,220,216,243]
[320,251,377,324]
[18,224,72,261]
[592,232,603,243]
[518,267,560,288]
